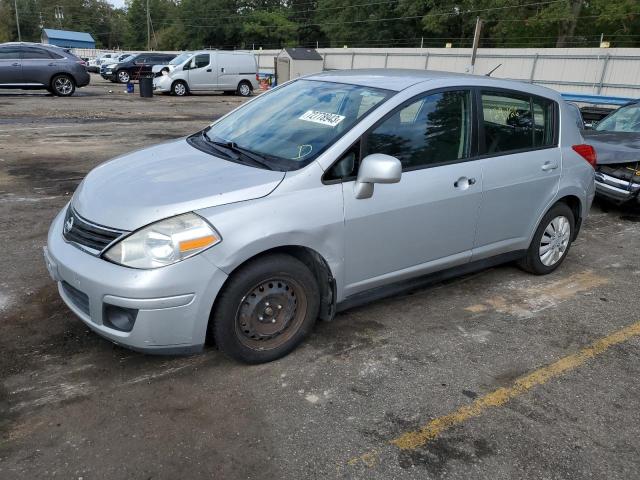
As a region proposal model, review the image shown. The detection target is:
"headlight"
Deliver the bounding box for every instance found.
[104,213,220,269]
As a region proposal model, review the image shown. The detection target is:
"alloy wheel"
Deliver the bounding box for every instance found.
[118,71,130,83]
[54,77,73,95]
[539,215,571,266]
[173,83,186,96]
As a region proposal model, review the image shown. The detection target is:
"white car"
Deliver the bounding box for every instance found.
[154,50,259,97]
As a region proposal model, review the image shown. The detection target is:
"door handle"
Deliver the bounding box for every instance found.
[454,177,476,189]
[541,161,558,171]
[220,67,225,73]
[48,63,56,66]
[12,62,20,66]
[206,68,212,72]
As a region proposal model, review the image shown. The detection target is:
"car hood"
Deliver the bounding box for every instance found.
[72,138,285,231]
[582,130,640,165]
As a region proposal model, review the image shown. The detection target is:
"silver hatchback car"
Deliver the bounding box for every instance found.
[44,70,596,363]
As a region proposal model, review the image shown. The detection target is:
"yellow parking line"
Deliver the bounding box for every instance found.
[349,320,640,467]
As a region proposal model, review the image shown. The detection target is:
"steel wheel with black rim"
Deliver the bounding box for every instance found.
[51,74,75,97]
[211,254,320,363]
[172,81,188,96]
[237,81,252,97]
[117,69,130,83]
[518,202,575,275]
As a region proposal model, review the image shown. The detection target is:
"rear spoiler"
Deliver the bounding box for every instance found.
[561,93,637,106]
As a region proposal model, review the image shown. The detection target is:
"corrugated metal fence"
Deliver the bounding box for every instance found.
[254,47,640,98]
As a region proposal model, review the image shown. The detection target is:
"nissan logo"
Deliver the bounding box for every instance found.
[64,215,74,234]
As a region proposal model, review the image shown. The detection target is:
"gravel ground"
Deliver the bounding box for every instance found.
[1,76,640,480]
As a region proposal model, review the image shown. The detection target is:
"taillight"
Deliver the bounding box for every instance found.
[256,73,259,81]
[77,60,87,66]
[572,144,597,168]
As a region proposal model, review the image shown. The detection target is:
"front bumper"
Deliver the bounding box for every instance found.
[45,209,228,354]
[595,171,640,204]
[153,76,172,92]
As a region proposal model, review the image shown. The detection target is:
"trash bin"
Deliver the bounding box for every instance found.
[139,76,153,98]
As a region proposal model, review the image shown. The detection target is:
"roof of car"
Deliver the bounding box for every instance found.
[1,41,65,49]
[306,69,560,98]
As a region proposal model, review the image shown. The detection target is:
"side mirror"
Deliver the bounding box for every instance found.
[354,153,402,199]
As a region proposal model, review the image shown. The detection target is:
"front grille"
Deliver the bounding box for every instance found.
[63,207,127,253]
[61,281,90,315]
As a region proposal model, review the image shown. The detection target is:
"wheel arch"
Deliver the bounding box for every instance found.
[556,194,582,240]
[171,79,189,94]
[206,245,337,345]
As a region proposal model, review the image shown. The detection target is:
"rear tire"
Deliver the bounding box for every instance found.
[237,80,252,97]
[211,254,320,364]
[518,203,574,275]
[51,74,75,97]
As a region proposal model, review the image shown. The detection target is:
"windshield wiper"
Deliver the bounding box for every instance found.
[203,132,274,170]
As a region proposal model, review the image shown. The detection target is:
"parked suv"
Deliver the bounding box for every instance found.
[44,70,595,363]
[153,50,258,96]
[0,42,90,96]
[106,52,176,83]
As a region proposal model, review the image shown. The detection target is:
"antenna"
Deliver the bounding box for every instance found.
[486,63,502,77]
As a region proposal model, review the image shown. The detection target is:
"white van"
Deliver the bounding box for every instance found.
[153,50,259,97]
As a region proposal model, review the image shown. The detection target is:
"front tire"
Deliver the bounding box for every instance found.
[211,254,320,364]
[171,80,188,96]
[116,69,130,84]
[51,74,75,96]
[518,203,574,275]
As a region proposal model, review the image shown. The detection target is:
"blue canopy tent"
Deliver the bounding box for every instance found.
[41,29,95,49]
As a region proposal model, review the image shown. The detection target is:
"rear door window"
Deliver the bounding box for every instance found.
[22,47,53,59]
[481,92,533,154]
[481,91,556,154]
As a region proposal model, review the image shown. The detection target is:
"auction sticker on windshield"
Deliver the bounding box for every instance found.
[299,110,346,127]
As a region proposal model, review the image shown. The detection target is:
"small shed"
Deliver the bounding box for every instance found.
[276,48,323,84]
[41,29,95,49]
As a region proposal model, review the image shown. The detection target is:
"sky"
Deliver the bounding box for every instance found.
[106,0,126,9]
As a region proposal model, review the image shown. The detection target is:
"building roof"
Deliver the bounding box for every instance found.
[283,47,323,61]
[42,29,95,43]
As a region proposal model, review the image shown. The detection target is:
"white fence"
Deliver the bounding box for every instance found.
[254,47,640,98]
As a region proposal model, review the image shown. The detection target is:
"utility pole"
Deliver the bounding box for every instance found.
[14,0,21,41]
[54,6,64,29]
[146,0,151,50]
[468,17,483,74]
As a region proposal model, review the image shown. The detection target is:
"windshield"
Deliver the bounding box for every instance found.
[595,103,640,132]
[170,53,191,65]
[204,79,392,169]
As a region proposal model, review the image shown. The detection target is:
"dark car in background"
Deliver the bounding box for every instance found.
[0,42,90,96]
[105,52,176,83]
[582,101,640,206]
